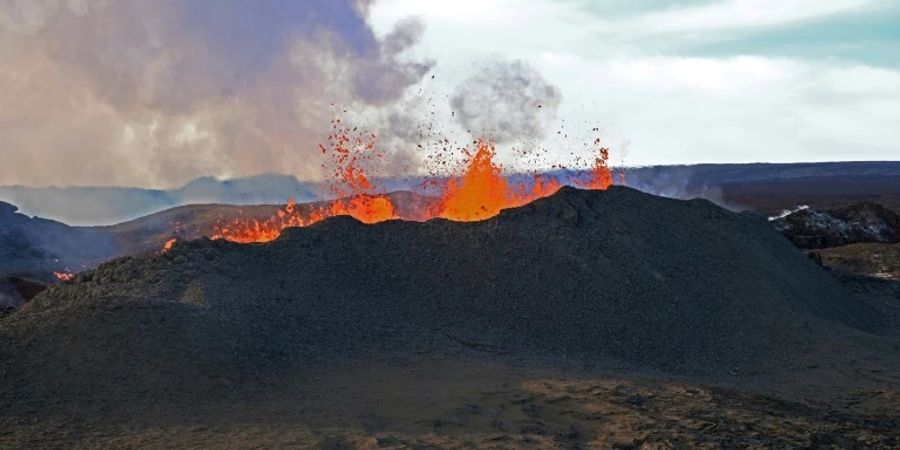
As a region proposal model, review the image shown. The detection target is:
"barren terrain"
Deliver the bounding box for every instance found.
[4,361,900,449]
[2,187,900,448]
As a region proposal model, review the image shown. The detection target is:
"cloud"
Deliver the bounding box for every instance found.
[369,0,900,168]
[353,17,434,104]
[0,0,94,34]
[537,52,900,165]
[0,0,434,188]
[599,55,799,95]
[618,0,886,34]
[450,59,562,144]
[3,0,898,192]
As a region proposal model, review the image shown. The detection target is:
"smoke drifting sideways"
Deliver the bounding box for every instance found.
[0,0,434,189]
[451,60,562,144]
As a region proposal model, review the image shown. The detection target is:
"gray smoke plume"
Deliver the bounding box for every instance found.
[0,0,434,189]
[450,59,562,144]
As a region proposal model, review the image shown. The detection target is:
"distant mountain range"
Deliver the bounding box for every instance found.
[0,174,321,226]
[1,161,898,225]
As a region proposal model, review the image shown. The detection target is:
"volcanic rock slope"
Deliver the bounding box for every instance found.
[772,202,900,249]
[2,187,899,401]
[0,201,119,282]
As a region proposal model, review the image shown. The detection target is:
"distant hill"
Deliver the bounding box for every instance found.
[0,174,320,226]
[621,161,900,213]
[2,161,898,225]
[0,191,437,285]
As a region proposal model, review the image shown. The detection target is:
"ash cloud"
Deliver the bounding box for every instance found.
[353,18,432,105]
[0,0,434,189]
[450,59,562,144]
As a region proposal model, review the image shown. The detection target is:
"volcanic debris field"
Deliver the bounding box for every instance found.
[2,187,900,448]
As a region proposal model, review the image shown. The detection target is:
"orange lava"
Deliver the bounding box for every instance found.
[434,141,513,221]
[578,141,613,190]
[211,198,321,244]
[331,194,398,224]
[54,270,74,282]
[162,238,177,253]
[210,121,400,243]
[322,126,399,224]
[528,174,563,200]
[432,140,565,221]
[208,127,621,244]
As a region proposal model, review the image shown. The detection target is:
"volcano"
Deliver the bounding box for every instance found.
[4,186,898,376]
[2,187,900,447]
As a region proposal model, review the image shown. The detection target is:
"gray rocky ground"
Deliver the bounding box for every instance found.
[2,187,899,448]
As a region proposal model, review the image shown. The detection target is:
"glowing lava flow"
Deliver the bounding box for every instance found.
[210,122,399,244]
[432,140,570,221]
[162,238,177,253]
[211,198,324,244]
[331,194,398,224]
[207,132,621,245]
[53,270,74,282]
[578,141,614,190]
[434,141,513,221]
[321,124,399,224]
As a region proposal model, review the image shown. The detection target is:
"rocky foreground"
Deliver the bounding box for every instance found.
[2,187,899,448]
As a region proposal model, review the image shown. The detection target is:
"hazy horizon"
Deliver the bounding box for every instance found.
[2,160,899,190]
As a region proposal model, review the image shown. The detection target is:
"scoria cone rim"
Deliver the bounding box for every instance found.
[9,186,896,381]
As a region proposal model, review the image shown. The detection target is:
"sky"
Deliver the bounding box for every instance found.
[1,0,898,188]
[370,0,900,167]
